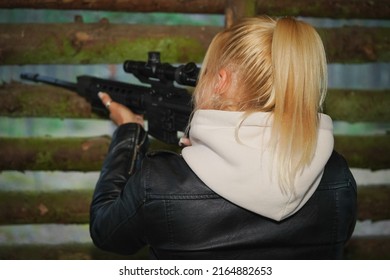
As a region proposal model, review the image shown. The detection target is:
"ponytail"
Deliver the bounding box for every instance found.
[271,17,327,192]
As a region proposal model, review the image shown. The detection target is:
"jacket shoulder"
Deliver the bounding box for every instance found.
[320,150,356,188]
[144,150,192,176]
[142,150,216,195]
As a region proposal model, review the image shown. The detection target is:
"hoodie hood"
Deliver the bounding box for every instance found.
[182,110,334,221]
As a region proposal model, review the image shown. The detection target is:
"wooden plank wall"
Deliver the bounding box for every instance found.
[0,0,389,259]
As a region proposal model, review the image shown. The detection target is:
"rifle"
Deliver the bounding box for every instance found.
[20,52,199,145]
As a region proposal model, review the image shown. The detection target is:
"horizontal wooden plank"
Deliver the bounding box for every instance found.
[323,89,390,122]
[0,24,388,64]
[318,26,390,63]
[1,83,389,123]
[0,190,93,225]
[0,134,388,171]
[0,236,388,259]
[0,243,148,260]
[0,83,97,119]
[0,186,388,225]
[0,23,219,64]
[255,0,389,20]
[0,136,180,171]
[0,136,111,171]
[0,0,226,14]
[357,186,390,221]
[9,83,120,118]
[344,236,390,260]
[334,135,390,170]
[0,0,387,19]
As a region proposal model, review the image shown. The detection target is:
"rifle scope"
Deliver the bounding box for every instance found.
[123,52,199,87]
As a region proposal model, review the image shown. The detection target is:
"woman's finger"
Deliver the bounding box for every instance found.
[98,92,113,109]
[179,137,192,147]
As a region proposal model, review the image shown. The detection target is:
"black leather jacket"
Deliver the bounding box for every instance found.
[90,123,357,259]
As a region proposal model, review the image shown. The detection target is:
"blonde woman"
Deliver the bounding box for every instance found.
[91,16,357,259]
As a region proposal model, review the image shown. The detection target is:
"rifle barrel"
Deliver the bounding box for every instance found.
[20,73,78,92]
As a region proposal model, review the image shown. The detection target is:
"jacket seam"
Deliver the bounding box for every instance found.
[97,200,145,248]
[332,190,340,245]
[317,181,352,190]
[164,199,175,247]
[148,194,221,200]
[128,125,142,175]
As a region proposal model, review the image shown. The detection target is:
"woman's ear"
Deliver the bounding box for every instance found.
[214,68,230,95]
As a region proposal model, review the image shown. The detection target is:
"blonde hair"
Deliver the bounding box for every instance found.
[193,16,328,192]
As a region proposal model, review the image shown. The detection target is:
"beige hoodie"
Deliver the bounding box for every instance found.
[182,110,334,221]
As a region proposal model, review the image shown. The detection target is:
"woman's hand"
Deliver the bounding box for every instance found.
[178,137,192,147]
[98,92,144,126]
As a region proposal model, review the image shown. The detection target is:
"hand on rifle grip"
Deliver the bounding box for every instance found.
[98,92,144,127]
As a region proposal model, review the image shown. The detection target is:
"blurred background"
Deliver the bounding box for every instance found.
[0,8,389,254]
